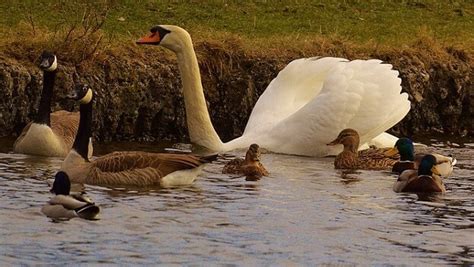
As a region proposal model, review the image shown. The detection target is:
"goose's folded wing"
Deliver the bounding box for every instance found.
[92,151,205,174]
[51,111,80,147]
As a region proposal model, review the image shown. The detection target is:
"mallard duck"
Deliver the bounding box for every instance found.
[60,84,216,187]
[222,144,269,180]
[327,128,398,170]
[136,25,410,157]
[393,154,446,193]
[41,171,100,220]
[13,51,92,158]
[385,137,456,176]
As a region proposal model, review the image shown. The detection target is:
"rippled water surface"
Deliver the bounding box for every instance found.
[0,138,473,265]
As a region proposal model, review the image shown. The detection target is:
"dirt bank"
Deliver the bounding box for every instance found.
[0,43,472,144]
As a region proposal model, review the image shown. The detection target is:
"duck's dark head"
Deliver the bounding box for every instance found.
[67,83,93,104]
[39,50,57,72]
[51,171,71,195]
[136,25,190,53]
[246,144,261,162]
[418,154,440,176]
[386,137,414,160]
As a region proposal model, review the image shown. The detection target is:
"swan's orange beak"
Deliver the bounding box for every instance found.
[136,32,161,45]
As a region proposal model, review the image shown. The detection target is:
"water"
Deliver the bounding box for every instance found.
[0,137,473,265]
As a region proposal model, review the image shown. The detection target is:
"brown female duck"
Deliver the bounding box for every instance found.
[327,128,398,170]
[222,144,269,180]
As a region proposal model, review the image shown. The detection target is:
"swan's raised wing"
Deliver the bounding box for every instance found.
[258,59,410,156]
[243,57,347,135]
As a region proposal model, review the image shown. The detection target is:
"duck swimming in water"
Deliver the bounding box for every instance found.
[222,144,269,180]
[41,171,100,220]
[393,154,446,193]
[385,137,456,176]
[327,128,398,170]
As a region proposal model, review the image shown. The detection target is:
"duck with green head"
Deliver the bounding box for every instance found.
[393,154,445,193]
[385,137,456,176]
[385,138,416,173]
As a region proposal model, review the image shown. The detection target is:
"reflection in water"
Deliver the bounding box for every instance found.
[0,138,472,265]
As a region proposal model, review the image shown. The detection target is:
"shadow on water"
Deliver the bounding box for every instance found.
[0,136,472,265]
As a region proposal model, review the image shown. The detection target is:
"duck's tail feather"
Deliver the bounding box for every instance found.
[75,204,100,220]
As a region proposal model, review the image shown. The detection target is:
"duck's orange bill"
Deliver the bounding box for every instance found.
[384,147,399,157]
[136,33,160,44]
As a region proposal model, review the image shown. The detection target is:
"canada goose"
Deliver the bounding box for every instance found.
[385,137,456,176]
[13,51,92,158]
[60,84,216,187]
[136,25,410,156]
[393,154,446,193]
[222,144,269,180]
[327,128,398,170]
[41,171,100,220]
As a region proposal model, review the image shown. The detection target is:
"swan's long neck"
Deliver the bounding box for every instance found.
[35,70,56,126]
[175,39,223,151]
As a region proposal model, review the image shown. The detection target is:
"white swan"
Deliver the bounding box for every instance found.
[137,25,410,157]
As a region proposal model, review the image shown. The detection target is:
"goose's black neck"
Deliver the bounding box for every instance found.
[72,96,93,161]
[35,71,56,125]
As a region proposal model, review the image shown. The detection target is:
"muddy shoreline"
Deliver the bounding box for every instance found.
[0,44,472,143]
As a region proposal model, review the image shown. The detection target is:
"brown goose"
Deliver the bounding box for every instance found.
[13,51,92,158]
[60,84,215,187]
[327,128,398,170]
[222,144,269,180]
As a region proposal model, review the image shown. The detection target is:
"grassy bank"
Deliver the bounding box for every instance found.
[0,0,473,62]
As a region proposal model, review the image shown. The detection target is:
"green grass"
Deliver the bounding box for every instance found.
[1,0,473,54]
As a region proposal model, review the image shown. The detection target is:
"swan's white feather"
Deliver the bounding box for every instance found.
[224,58,410,156]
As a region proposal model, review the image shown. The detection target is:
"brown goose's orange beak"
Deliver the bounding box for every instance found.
[136,32,161,45]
